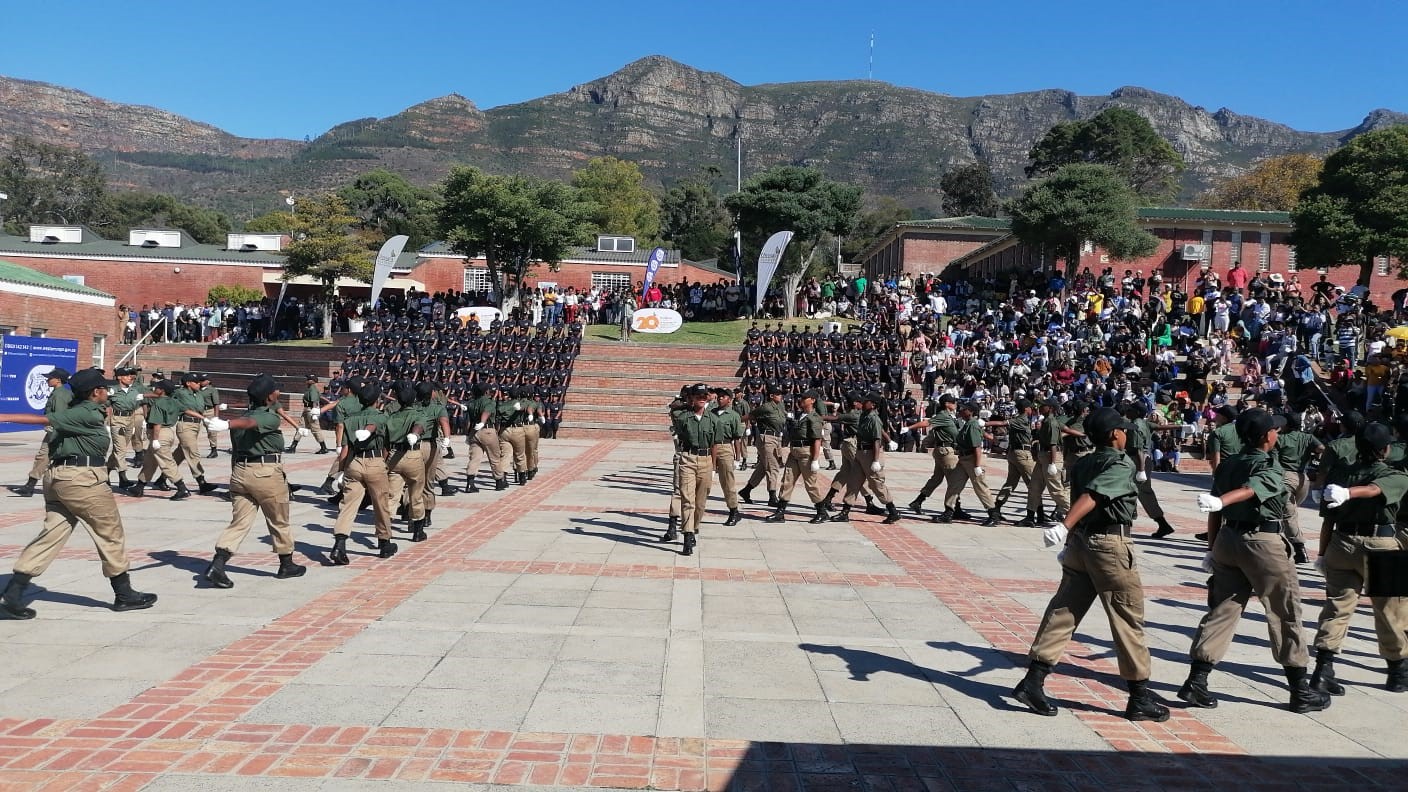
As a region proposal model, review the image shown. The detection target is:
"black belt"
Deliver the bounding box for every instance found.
[1081,523,1132,537]
[352,450,382,458]
[760,431,785,437]
[112,410,134,417]
[52,456,107,467]
[235,454,282,464]
[1223,518,1287,534]
[790,442,812,448]
[857,442,877,451]
[684,448,711,456]
[179,416,202,423]
[1335,523,1399,538]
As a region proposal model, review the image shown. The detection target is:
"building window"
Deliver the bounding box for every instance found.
[591,272,633,292]
[29,328,46,338]
[1287,246,1298,272]
[1258,233,1271,272]
[1229,230,1242,264]
[1080,240,1094,255]
[92,335,106,369]
[1377,256,1391,277]
[463,268,492,293]
[0,326,14,335]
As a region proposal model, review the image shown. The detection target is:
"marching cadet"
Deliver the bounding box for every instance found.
[937,401,1001,526]
[664,386,690,540]
[1013,407,1168,722]
[289,374,331,454]
[200,373,306,589]
[12,367,71,498]
[0,368,158,620]
[765,389,831,524]
[1184,408,1330,714]
[1205,405,1241,472]
[464,383,508,493]
[522,387,542,481]
[173,374,218,494]
[384,384,428,543]
[852,392,902,524]
[1123,403,1178,539]
[126,379,193,501]
[823,392,879,521]
[319,378,357,497]
[669,383,718,556]
[106,366,144,489]
[1274,411,1322,563]
[330,380,398,563]
[990,399,1037,523]
[1309,422,1408,694]
[417,382,456,526]
[906,394,961,518]
[710,388,744,527]
[199,372,224,458]
[1030,397,1072,523]
[500,387,531,485]
[740,385,788,507]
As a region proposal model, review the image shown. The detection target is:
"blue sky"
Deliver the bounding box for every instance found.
[2,0,1403,140]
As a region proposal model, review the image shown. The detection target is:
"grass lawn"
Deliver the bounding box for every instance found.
[583,318,860,347]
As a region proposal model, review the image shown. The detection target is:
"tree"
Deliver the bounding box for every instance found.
[0,136,107,228]
[724,165,862,317]
[243,210,295,234]
[437,167,594,308]
[281,193,371,339]
[571,156,661,242]
[841,197,912,262]
[207,284,264,306]
[1197,153,1323,211]
[337,168,439,250]
[940,162,999,217]
[1008,163,1158,279]
[1290,126,1408,286]
[1027,107,1186,200]
[96,191,232,244]
[660,174,731,263]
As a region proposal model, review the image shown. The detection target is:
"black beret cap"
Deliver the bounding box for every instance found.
[69,368,116,393]
[247,373,278,403]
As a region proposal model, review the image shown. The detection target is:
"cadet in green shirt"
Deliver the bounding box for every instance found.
[822,393,883,521]
[290,374,330,455]
[990,400,1038,524]
[906,394,961,517]
[198,373,223,458]
[1123,403,1177,540]
[938,402,999,525]
[709,388,744,527]
[766,389,830,524]
[417,382,457,514]
[105,366,144,489]
[201,373,306,589]
[498,387,532,484]
[1309,422,1408,696]
[1274,411,1323,563]
[1,368,158,620]
[1205,405,1242,472]
[384,385,428,543]
[1017,407,1167,723]
[331,382,398,564]
[740,386,788,506]
[1184,408,1329,715]
[172,374,216,493]
[464,383,508,493]
[841,393,901,524]
[128,379,193,500]
[1031,397,1073,521]
[670,384,718,555]
[14,367,72,497]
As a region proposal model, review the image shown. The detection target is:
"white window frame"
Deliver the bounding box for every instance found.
[463,268,492,293]
[92,334,106,369]
[1287,246,1298,272]
[1258,232,1271,272]
[590,272,633,292]
[1229,230,1242,264]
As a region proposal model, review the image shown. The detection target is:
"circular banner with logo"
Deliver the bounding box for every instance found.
[456,307,504,326]
[632,308,684,334]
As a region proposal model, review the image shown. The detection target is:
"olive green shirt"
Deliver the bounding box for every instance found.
[835,408,860,440]
[1213,450,1285,522]
[340,402,386,452]
[470,395,496,425]
[929,410,959,448]
[1036,413,1064,449]
[857,411,885,443]
[956,418,984,453]
[788,411,824,445]
[108,384,142,414]
[173,387,204,416]
[672,409,719,449]
[46,398,110,458]
[712,406,743,442]
[750,401,786,433]
[303,385,324,409]
[231,405,286,457]
[1273,430,1322,472]
[145,394,182,427]
[1328,460,1408,525]
[201,385,220,411]
[1063,415,1094,455]
[1070,447,1138,529]
[383,404,425,445]
[494,399,519,425]
[420,401,449,439]
[1006,414,1033,450]
[1124,418,1151,452]
[1207,423,1243,462]
[44,386,72,415]
[1320,436,1358,484]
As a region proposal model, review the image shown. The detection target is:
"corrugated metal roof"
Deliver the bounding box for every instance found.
[1137,207,1292,224]
[0,257,115,298]
[417,242,681,265]
[0,231,287,264]
[896,216,1012,231]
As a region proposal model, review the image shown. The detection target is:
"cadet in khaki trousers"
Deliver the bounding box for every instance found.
[383,387,427,542]
[1,368,158,620]
[1031,398,1073,521]
[499,388,530,484]
[417,383,456,520]
[823,393,882,520]
[1182,408,1329,714]
[666,384,717,556]
[199,374,222,457]
[129,379,192,500]
[200,373,305,589]
[465,384,506,492]
[938,402,1000,525]
[766,390,831,524]
[106,366,143,489]
[1274,412,1322,563]
[740,386,788,506]
[710,389,744,526]
[13,368,71,498]
[850,393,902,524]
[990,400,1037,522]
[331,383,398,563]
[905,394,960,517]
[172,374,214,491]
[1014,408,1167,722]
[1123,404,1177,540]
[1309,423,1408,695]
[523,393,542,479]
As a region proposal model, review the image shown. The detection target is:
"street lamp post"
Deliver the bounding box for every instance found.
[0,192,8,231]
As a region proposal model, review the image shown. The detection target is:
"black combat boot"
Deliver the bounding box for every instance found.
[378,538,399,559]
[170,481,191,502]
[327,491,343,507]
[864,497,885,515]
[661,516,679,543]
[319,476,337,496]
[410,519,428,543]
[953,504,974,521]
[12,478,38,497]
[117,472,134,489]
[316,442,330,455]
[443,445,455,460]
[931,508,954,524]
[124,480,146,498]
[527,469,538,481]
[1286,666,1331,713]
[724,509,741,526]
[1386,659,1408,693]
[1310,648,1346,696]
[883,503,902,525]
[204,548,234,589]
[495,477,509,491]
[206,448,218,459]
[908,497,925,515]
[764,501,788,523]
[516,471,526,486]
[1292,542,1310,565]
[197,477,218,495]
[681,532,696,556]
[809,503,830,523]
[276,553,306,579]
[0,573,36,620]
[1015,511,1038,527]
[109,572,158,612]
[286,439,300,453]
[423,509,433,528]
[1151,518,1176,540]
[151,476,171,492]
[981,508,1003,526]
[766,490,779,507]
[739,486,754,505]
[1177,660,1218,708]
[827,460,837,471]
[440,480,457,497]
[466,477,480,494]
[329,535,350,566]
[829,505,852,523]
[1125,679,1170,722]
[1012,661,1058,716]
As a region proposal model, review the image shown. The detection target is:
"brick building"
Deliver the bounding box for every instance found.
[0,258,123,369]
[863,208,1407,306]
[857,216,1012,281]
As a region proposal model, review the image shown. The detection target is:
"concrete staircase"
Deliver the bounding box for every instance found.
[111,342,210,379]
[187,342,349,411]
[557,340,742,439]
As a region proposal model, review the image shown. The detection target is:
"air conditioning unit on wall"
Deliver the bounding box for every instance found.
[1181,244,1210,261]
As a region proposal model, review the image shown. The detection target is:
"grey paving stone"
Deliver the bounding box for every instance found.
[384,685,534,731]
[559,634,668,665]
[704,696,841,742]
[830,702,980,745]
[447,629,567,659]
[297,651,442,687]
[244,683,411,725]
[521,691,660,734]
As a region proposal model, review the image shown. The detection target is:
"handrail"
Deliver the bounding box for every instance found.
[113,317,168,371]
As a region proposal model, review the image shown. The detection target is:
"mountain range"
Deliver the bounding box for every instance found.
[1,55,1404,219]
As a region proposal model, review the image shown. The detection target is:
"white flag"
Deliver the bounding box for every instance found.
[755,231,794,314]
[370,235,410,307]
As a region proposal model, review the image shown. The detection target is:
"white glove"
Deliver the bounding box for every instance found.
[512,401,521,411]
[1197,493,1223,513]
[1201,552,1215,573]
[1314,556,1326,573]
[296,427,311,437]
[1056,547,1068,564]
[473,422,484,431]
[204,418,230,432]
[973,466,985,477]
[1041,523,1068,548]
[1310,488,1323,505]
[148,438,163,450]
[354,429,372,443]
[974,418,986,429]
[309,407,321,417]
[218,403,228,411]
[438,438,450,450]
[333,472,345,488]
[1135,471,1149,483]
[1046,463,1061,477]
[887,441,898,451]
[405,432,419,446]
[134,392,144,401]
[1324,484,1351,508]
[870,461,882,473]
[809,460,821,473]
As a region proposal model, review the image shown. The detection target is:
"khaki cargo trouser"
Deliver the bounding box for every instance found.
[14,465,129,578]
[1030,449,1072,512]
[216,461,293,555]
[944,453,995,510]
[997,449,1036,506]
[778,445,827,505]
[1030,531,1152,680]
[743,433,785,493]
[385,447,426,522]
[1313,531,1408,661]
[1190,526,1309,668]
[854,445,892,504]
[138,425,184,484]
[500,426,528,474]
[334,456,393,541]
[915,446,958,502]
[175,420,205,479]
[677,451,713,534]
[107,414,136,473]
[467,426,504,483]
[712,444,738,510]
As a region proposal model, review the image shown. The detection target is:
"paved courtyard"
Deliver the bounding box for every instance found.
[0,429,1405,791]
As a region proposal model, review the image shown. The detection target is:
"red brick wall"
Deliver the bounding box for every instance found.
[902,235,997,275]
[0,254,269,309]
[0,291,124,369]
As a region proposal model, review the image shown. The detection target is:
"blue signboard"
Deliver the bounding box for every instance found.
[0,336,79,433]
